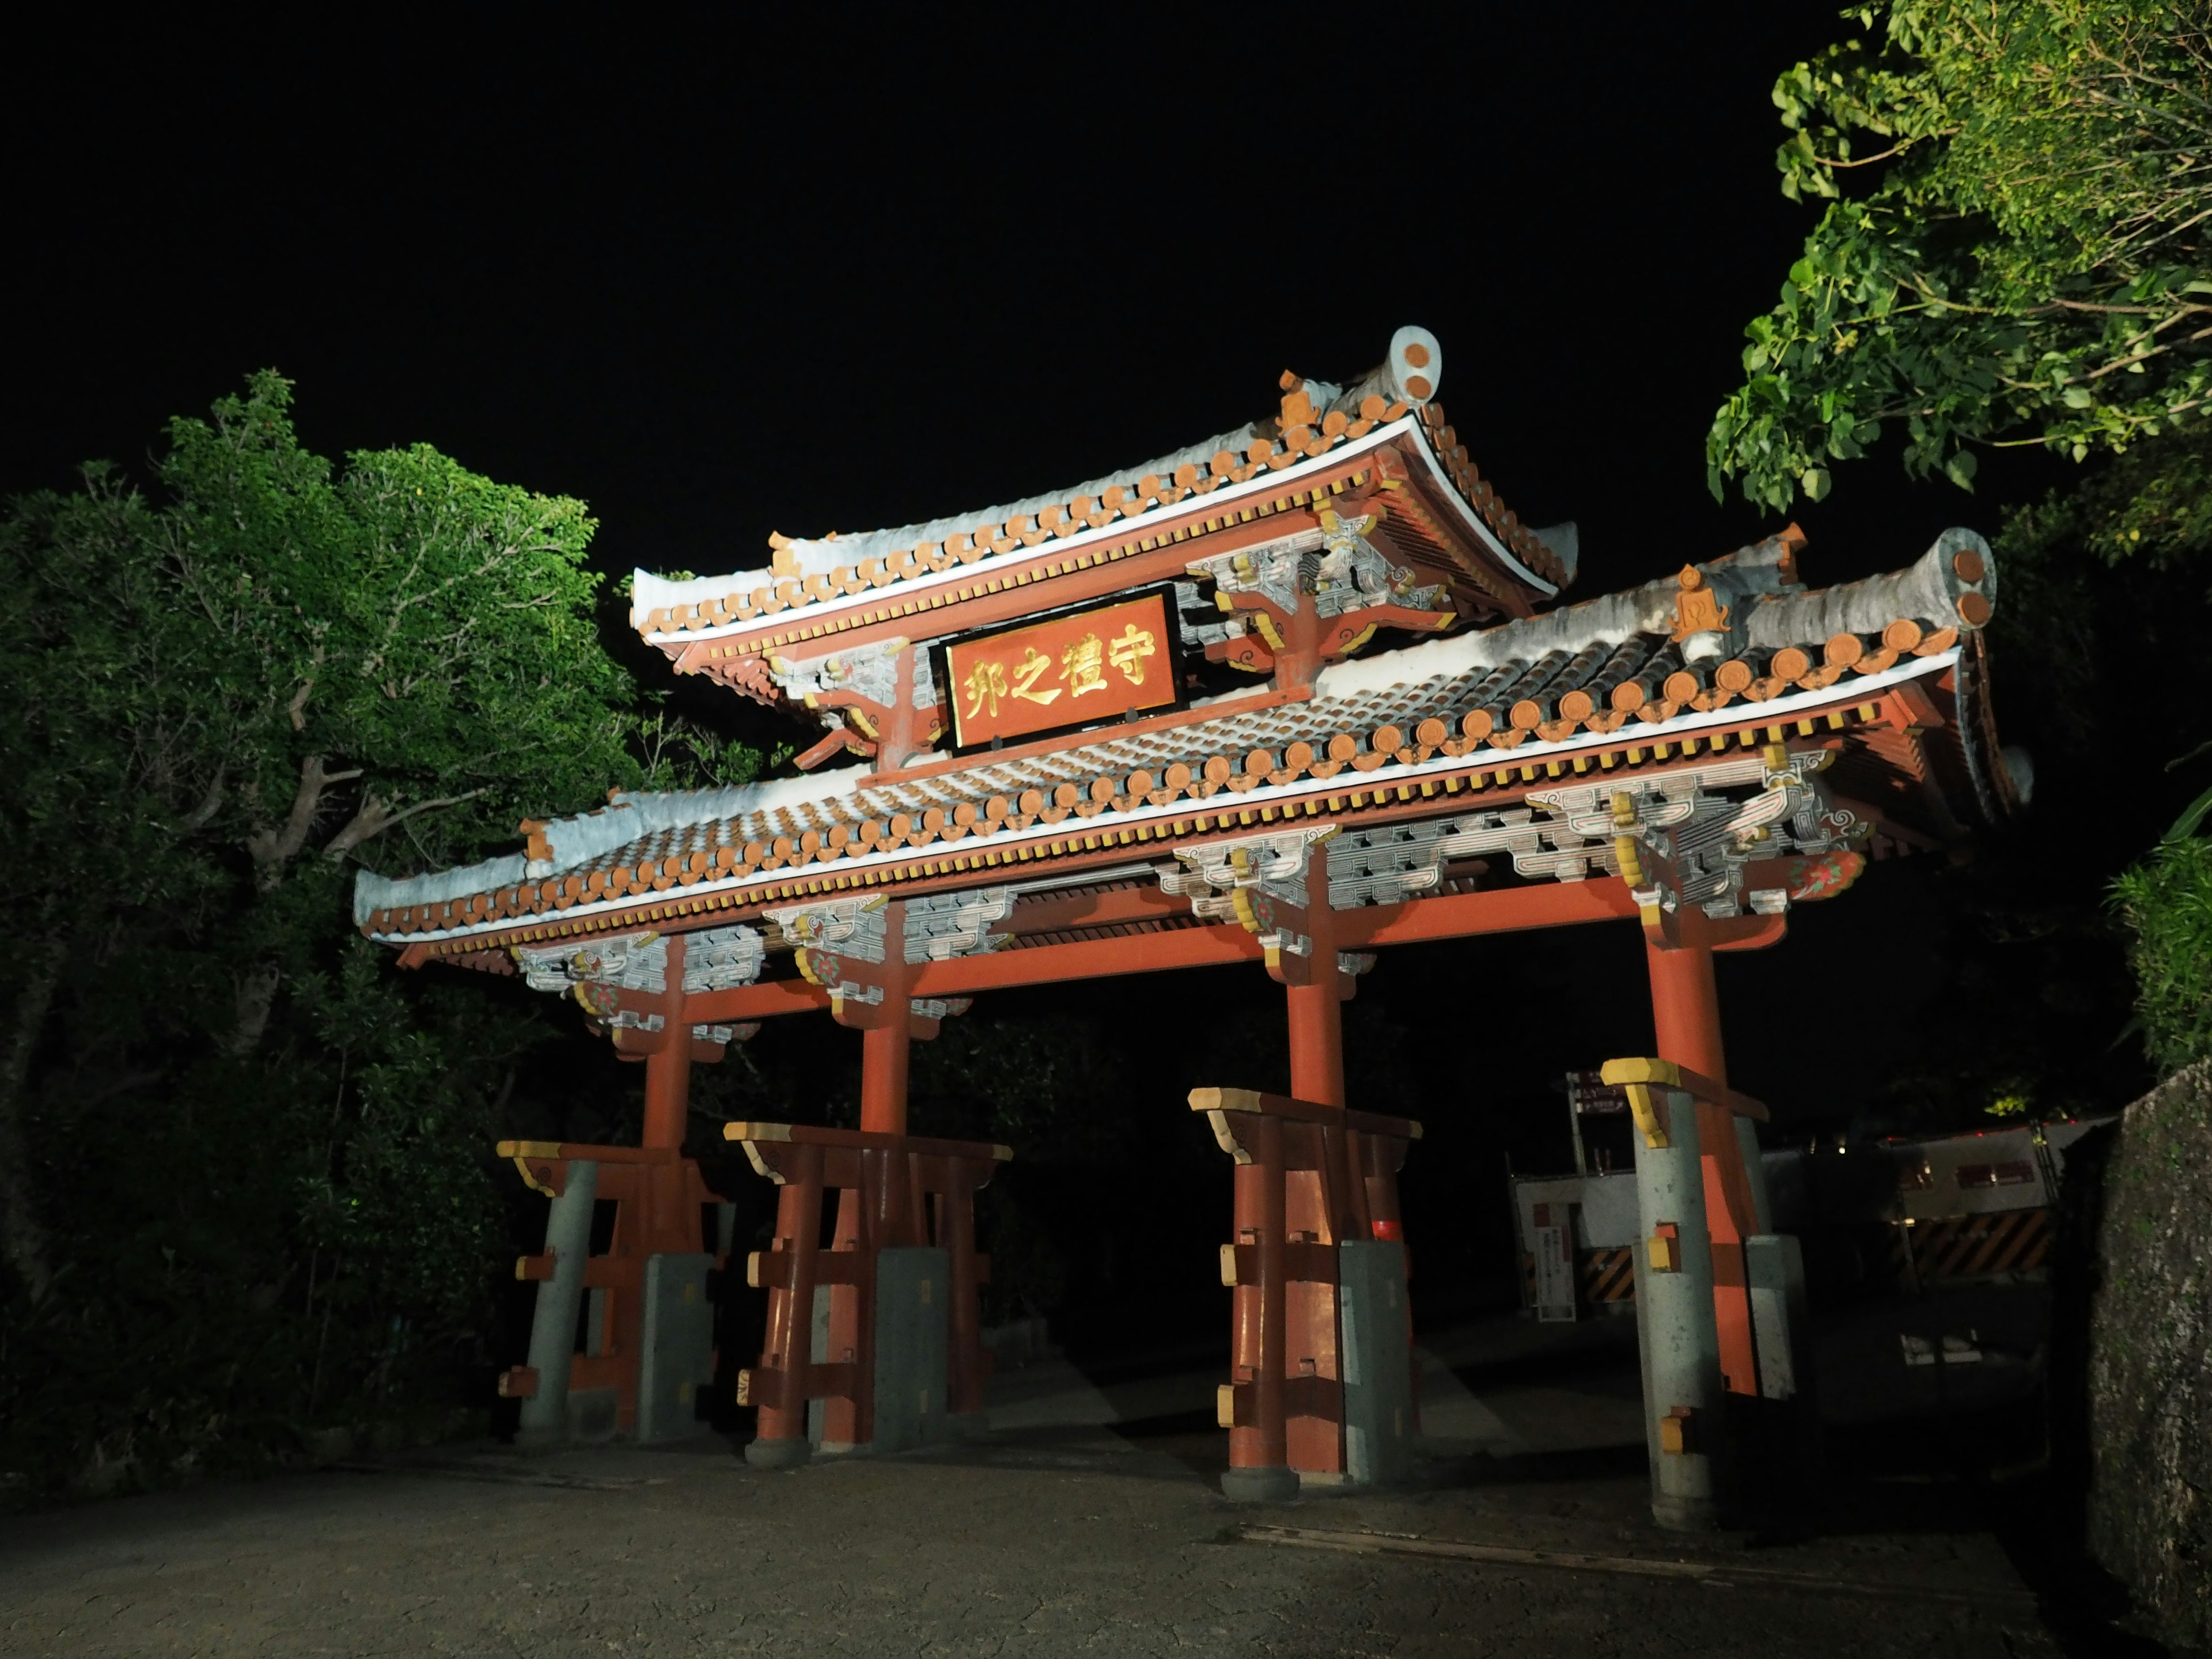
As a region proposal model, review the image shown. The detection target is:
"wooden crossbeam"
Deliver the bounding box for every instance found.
[1187,1087,1422,1142]
[1599,1056,1769,1122]
[723,1120,1012,1164]
[683,878,1716,1027]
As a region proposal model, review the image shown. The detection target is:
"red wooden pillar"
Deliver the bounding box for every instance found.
[821,1166,866,1448]
[1285,840,1346,1107]
[795,898,923,1442]
[1645,916,1762,1397]
[640,935,695,1263]
[846,900,914,1136]
[752,1143,824,1453]
[860,1022,910,1135]
[641,934,691,1150]
[1286,982,1345,1110]
[1277,842,1350,1474]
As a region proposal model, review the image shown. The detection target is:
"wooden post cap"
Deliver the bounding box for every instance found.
[1599,1057,1768,1121]
[1189,1086,1265,1113]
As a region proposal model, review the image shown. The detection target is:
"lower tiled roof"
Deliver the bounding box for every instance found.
[357,529,2006,947]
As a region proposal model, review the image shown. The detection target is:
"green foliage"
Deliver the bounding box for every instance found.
[149,373,645,876]
[1709,3,2211,515]
[2113,832,2212,1075]
[0,375,759,1499]
[1706,5,2212,1093]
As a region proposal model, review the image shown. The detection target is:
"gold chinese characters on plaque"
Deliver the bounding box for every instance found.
[938,589,1181,750]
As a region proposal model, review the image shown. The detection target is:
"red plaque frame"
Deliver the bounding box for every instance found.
[935,588,1184,752]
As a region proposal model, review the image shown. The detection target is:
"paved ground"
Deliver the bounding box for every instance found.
[0,1313,2089,1658]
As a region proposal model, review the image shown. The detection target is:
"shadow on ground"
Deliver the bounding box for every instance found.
[0,1297,2172,1657]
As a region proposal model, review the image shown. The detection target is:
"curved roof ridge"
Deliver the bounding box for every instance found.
[630,328,1573,638]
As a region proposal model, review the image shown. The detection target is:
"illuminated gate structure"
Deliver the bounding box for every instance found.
[356,328,2020,1525]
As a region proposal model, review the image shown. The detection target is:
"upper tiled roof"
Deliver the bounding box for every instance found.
[357,527,2012,947]
[628,327,1572,646]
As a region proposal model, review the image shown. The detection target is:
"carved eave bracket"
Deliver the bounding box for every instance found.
[1524,743,1869,947]
[768,638,944,773]
[1164,825,1357,992]
[513,923,767,1059]
[768,891,1007,1035]
[1317,744,1868,949]
[1183,509,1456,686]
[767,896,891,1017]
[903,887,1016,962]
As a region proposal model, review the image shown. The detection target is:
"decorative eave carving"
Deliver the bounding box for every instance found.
[513,923,766,1048]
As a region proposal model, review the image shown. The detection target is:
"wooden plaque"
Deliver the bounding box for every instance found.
[935,588,1183,752]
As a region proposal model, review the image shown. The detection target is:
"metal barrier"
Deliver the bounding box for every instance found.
[726,1122,1008,1468]
[1520,1244,1639,1312]
[495,1141,732,1446]
[1189,1086,1421,1501]
[1892,1207,2050,1286]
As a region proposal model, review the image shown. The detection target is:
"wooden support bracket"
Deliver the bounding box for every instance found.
[1599,1057,1768,1122]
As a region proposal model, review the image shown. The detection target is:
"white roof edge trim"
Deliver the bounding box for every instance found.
[600,764,869,843]
[352,764,873,918]
[1396,425,1557,598]
[367,653,1955,946]
[354,851,527,926]
[634,416,1548,645]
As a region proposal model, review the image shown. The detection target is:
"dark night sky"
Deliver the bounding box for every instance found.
[7,14,2118,1177]
[8,12,2013,608]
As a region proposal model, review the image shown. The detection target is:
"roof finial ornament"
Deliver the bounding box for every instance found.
[1671,564,1730,642]
[1385,325,1442,406]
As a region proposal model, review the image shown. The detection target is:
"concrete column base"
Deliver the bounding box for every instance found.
[1221,1465,1301,1503]
[942,1411,992,1442]
[1651,1493,1721,1532]
[743,1437,812,1470]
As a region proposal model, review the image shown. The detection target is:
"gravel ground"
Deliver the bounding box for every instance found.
[0,1426,2061,1658]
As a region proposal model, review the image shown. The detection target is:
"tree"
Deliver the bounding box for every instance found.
[1707,3,2211,522]
[2113,828,2212,1074]
[1703,5,2212,1095]
[0,375,762,1494]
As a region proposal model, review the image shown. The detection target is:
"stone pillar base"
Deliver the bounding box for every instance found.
[1221,1465,1301,1503]
[743,1437,812,1470]
[1651,1493,1721,1532]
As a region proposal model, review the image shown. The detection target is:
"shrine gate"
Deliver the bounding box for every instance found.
[357,327,2018,1526]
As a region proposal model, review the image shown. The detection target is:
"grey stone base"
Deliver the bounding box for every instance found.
[1650,1493,1719,1532]
[942,1411,991,1442]
[1220,1465,1301,1503]
[743,1437,812,1471]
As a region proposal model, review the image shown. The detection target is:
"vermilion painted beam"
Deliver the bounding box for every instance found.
[1009,884,1185,935]
[686,880,1668,1024]
[687,976,833,1025]
[1339,878,1641,948]
[1710,912,1787,953]
[914,923,1262,997]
